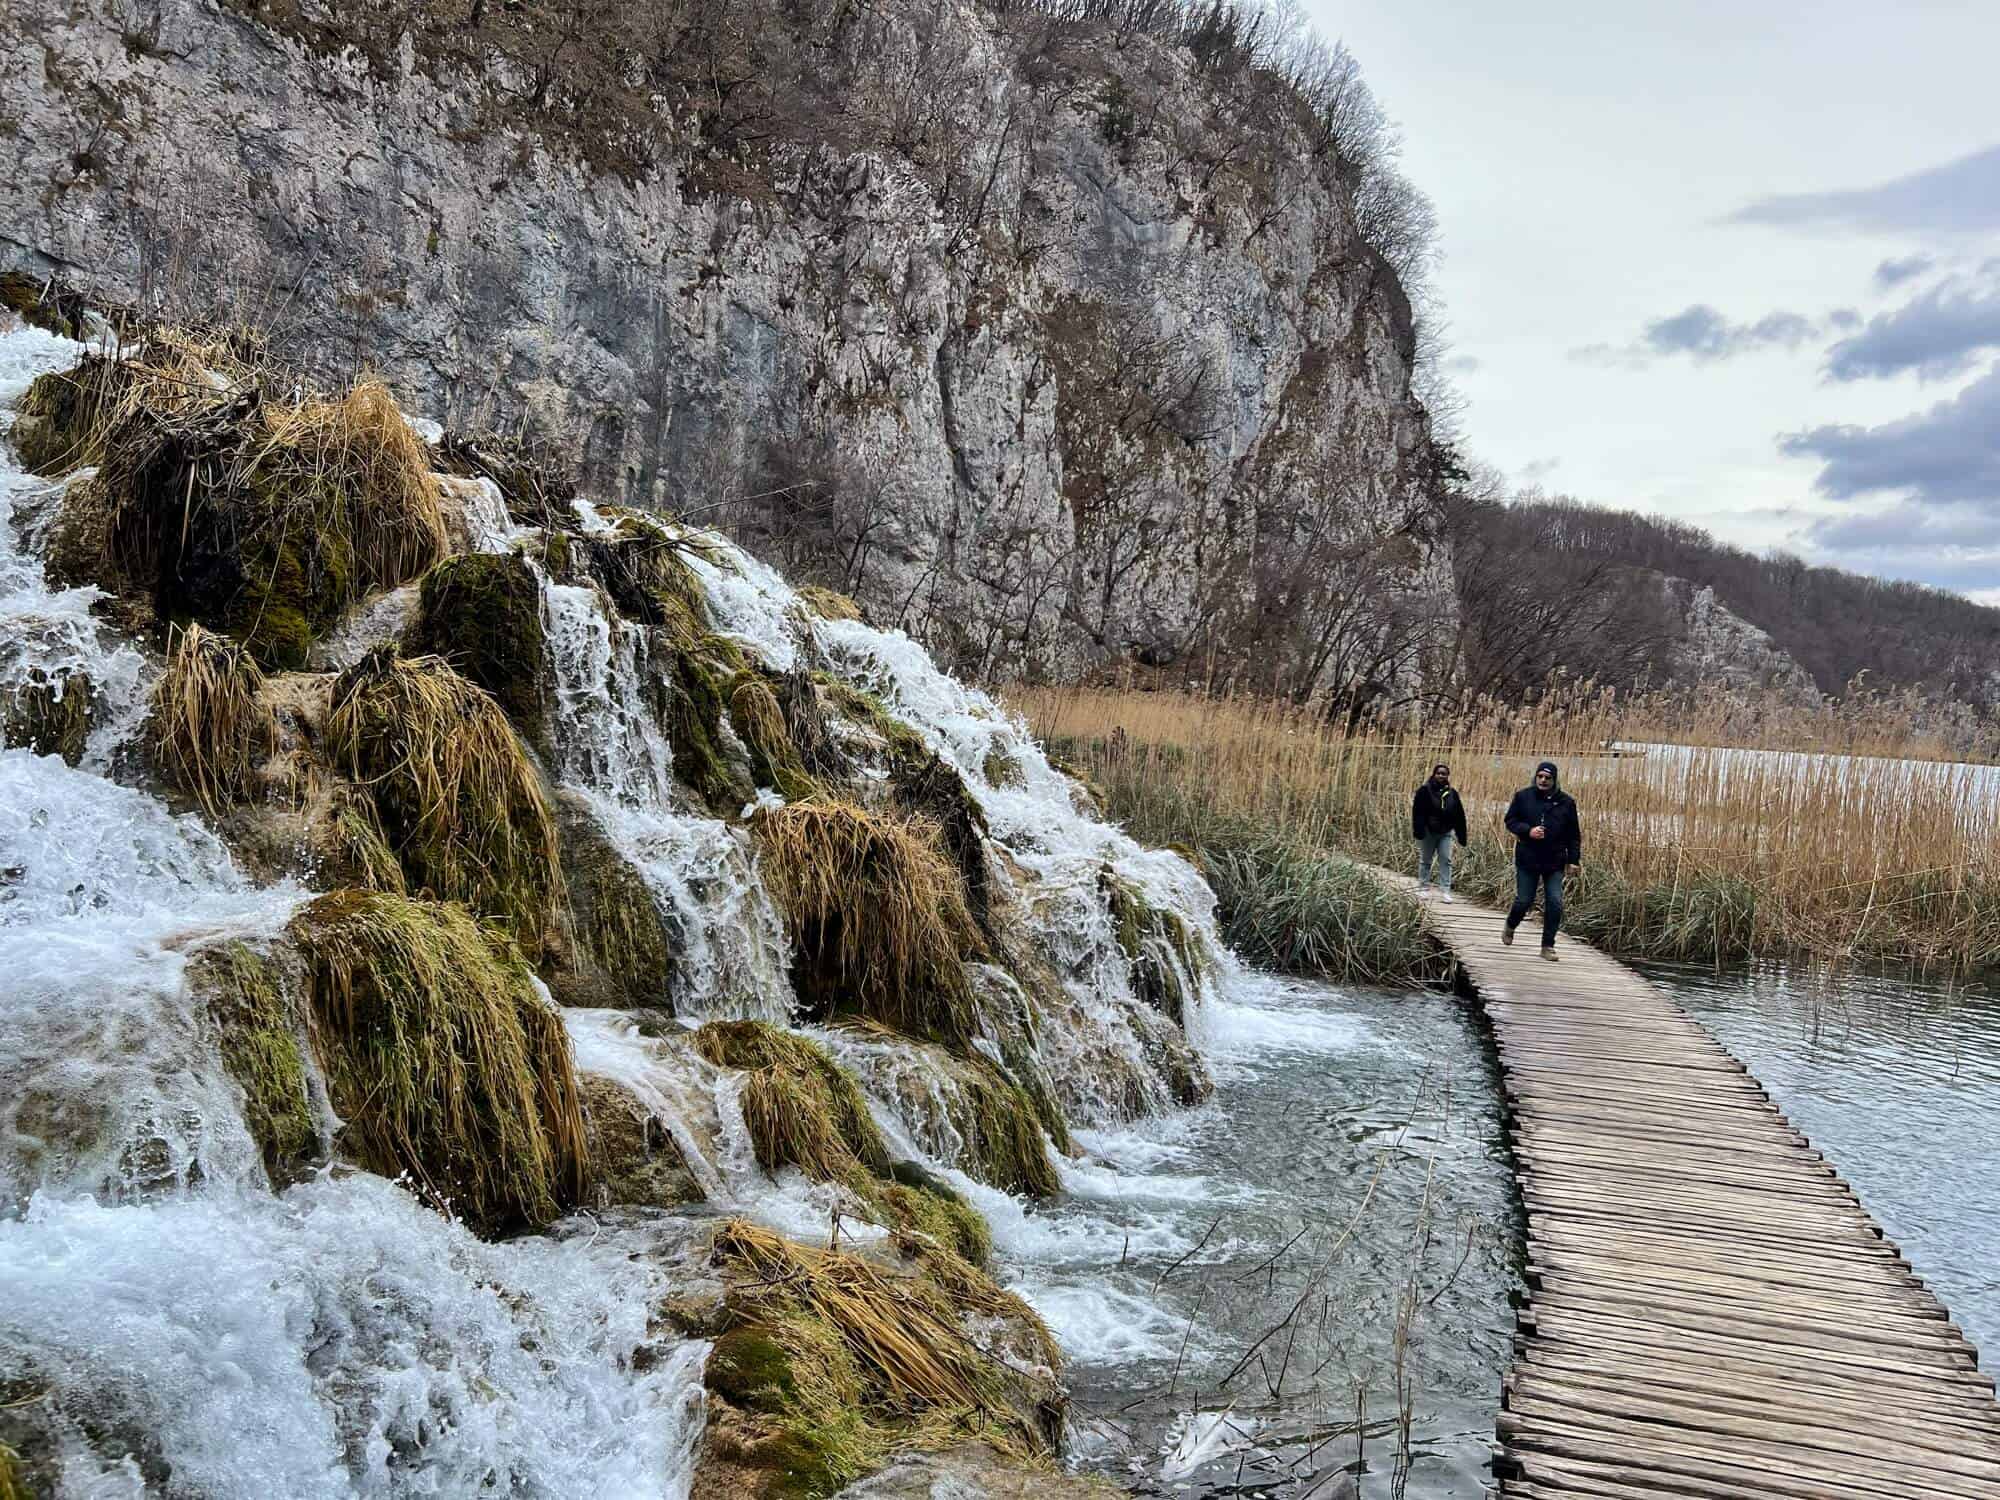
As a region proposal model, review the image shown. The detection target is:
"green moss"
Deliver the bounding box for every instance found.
[883,1164,993,1266]
[1101,870,1204,1028]
[0,667,90,764]
[0,270,77,338]
[707,1325,799,1412]
[289,889,588,1232]
[405,552,548,738]
[950,1059,1062,1199]
[556,792,679,1007]
[823,680,929,762]
[729,672,819,802]
[794,585,862,622]
[981,747,1024,788]
[669,649,754,812]
[187,941,316,1181]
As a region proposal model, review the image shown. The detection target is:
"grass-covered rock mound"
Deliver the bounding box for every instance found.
[699,1220,1061,1500]
[752,801,986,1046]
[289,890,587,1232]
[691,1021,991,1264]
[185,940,318,1182]
[326,649,565,962]
[405,550,550,740]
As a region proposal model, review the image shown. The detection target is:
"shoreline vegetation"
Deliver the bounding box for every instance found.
[1017,683,2000,979]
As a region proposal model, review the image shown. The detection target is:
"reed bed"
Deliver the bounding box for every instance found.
[1015,685,2000,975]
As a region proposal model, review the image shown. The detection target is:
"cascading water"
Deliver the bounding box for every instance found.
[0,317,1510,1499]
[0,326,709,1497]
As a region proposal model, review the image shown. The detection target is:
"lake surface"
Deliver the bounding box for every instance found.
[1638,960,2000,1359]
[1008,976,1521,1498]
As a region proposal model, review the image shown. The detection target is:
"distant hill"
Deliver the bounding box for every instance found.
[1448,496,2000,710]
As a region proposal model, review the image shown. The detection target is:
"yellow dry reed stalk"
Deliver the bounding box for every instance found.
[692,1020,892,1183]
[1013,684,2000,973]
[149,623,279,814]
[325,650,565,960]
[752,800,986,1041]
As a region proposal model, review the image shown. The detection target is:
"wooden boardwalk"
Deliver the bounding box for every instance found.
[1395,879,2000,1499]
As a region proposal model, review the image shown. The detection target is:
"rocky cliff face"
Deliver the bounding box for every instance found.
[0,0,1441,693]
[1661,577,1822,707]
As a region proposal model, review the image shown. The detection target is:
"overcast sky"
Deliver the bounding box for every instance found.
[1307,1,2000,600]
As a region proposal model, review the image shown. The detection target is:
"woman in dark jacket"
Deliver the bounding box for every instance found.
[1411,762,1468,901]
[1502,760,1581,959]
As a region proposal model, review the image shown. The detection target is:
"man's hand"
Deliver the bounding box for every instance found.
[1528,827,1546,840]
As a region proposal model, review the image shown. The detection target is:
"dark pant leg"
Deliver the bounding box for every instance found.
[1541,869,1565,947]
[1506,866,1537,931]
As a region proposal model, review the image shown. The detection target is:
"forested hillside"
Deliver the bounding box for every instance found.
[1448,494,2000,713]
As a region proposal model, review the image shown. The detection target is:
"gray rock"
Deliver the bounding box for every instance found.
[1,0,1446,694]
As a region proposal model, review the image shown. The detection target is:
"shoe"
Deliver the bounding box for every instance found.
[1440,893,1454,905]
[1541,948,1559,963]
[1500,925,1514,946]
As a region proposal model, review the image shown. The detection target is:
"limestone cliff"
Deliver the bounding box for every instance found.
[1660,577,1822,707]
[0,0,1444,693]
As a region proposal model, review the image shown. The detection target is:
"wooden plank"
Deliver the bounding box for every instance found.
[1352,865,2000,1496]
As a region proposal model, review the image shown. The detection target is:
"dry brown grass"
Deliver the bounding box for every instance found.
[752,800,986,1042]
[149,623,279,814]
[1016,684,2000,973]
[326,649,565,960]
[291,890,587,1231]
[714,1220,1060,1463]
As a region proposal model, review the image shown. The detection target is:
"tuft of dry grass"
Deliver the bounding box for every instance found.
[753,801,986,1043]
[730,673,819,802]
[326,649,565,960]
[149,623,278,814]
[1016,684,2000,974]
[290,889,587,1231]
[712,1219,1061,1482]
[694,1020,891,1184]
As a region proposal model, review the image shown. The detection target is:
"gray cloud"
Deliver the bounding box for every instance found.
[1731,143,2000,234]
[1874,254,1935,288]
[1574,304,1825,366]
[1781,361,2000,506]
[1824,272,2000,382]
[1794,506,2000,593]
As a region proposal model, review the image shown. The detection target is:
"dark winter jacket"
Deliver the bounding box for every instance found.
[1411,781,1468,843]
[1504,761,1581,873]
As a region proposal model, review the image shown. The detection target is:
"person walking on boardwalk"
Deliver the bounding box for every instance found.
[1502,760,1580,960]
[1411,762,1468,903]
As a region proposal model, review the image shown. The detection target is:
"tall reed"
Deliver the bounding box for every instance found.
[1016,685,2000,975]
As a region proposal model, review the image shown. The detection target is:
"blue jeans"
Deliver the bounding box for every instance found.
[1417,833,1454,891]
[1508,867,1565,947]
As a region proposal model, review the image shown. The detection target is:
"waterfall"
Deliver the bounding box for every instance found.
[0,320,1232,1496]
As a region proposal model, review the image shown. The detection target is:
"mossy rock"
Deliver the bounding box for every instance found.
[794,585,862,623]
[1101,869,1204,1029]
[670,648,754,813]
[706,1221,1063,1500]
[883,1162,992,1266]
[579,1074,703,1210]
[728,672,818,803]
[0,666,90,764]
[326,650,564,963]
[186,940,318,1182]
[693,1020,890,1184]
[289,889,588,1233]
[99,379,445,669]
[12,357,141,476]
[552,792,681,1008]
[405,551,549,743]
[0,270,84,339]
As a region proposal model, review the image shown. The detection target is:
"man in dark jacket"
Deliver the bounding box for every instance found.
[1502,760,1581,960]
[1411,762,1468,902]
